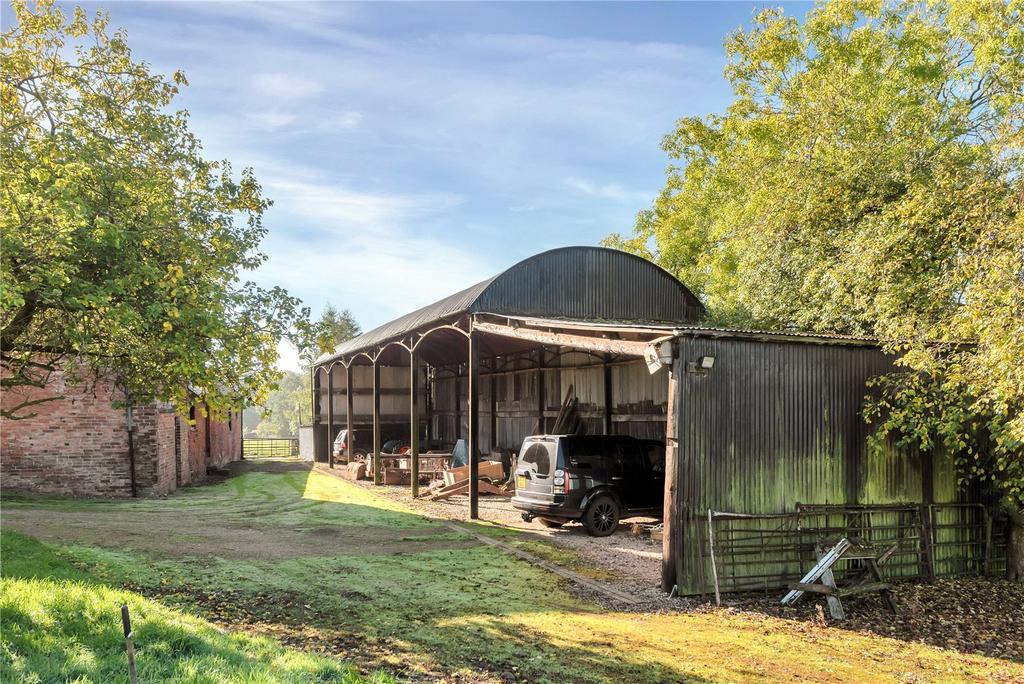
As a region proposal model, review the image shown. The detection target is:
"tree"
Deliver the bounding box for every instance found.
[607,0,1023,577]
[304,303,360,365]
[253,370,304,438]
[249,304,360,436]
[1,1,316,419]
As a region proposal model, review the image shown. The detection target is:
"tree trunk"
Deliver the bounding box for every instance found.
[1009,520,1024,583]
[1005,505,1024,582]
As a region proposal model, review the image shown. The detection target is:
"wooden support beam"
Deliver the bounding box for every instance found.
[311,367,320,463]
[454,372,461,447]
[327,367,335,468]
[603,359,613,435]
[473,320,651,357]
[410,347,420,498]
[537,348,545,434]
[468,330,480,519]
[425,366,434,443]
[489,371,497,454]
[661,369,678,593]
[345,364,354,461]
[372,360,382,485]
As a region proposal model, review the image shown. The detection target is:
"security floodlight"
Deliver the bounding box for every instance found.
[686,355,716,376]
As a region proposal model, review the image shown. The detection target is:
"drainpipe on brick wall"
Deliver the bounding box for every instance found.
[126,399,138,498]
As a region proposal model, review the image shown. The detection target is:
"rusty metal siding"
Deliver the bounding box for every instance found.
[670,336,976,594]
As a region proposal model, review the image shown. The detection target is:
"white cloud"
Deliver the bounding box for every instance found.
[245,111,298,130]
[248,170,491,332]
[252,73,324,99]
[564,177,651,203]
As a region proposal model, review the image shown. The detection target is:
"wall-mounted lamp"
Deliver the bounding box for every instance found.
[644,339,674,375]
[686,355,716,375]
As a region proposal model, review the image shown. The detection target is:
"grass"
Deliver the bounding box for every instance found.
[4,462,1023,683]
[0,533,387,684]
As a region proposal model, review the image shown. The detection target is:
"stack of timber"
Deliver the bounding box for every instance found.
[548,384,586,435]
[426,460,511,501]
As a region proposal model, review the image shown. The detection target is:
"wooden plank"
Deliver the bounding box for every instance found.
[818,552,846,620]
[430,482,469,501]
[835,582,892,598]
[789,583,838,596]
[473,320,651,357]
[781,538,852,605]
[661,370,678,593]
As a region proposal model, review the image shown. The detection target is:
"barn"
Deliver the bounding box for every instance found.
[311,246,1003,595]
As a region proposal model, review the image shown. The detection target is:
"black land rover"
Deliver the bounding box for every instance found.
[510,434,665,536]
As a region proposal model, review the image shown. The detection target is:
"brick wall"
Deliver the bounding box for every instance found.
[1,369,241,497]
[208,410,242,468]
[1,371,133,497]
[186,407,208,481]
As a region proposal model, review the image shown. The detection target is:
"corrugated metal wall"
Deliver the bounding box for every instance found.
[669,336,997,594]
[430,351,668,455]
[473,247,704,324]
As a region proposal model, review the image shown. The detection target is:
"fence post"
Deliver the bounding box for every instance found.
[121,604,138,684]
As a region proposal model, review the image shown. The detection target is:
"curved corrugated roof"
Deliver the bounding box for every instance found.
[317,246,705,365]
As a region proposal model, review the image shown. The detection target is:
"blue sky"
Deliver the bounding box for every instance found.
[54,1,811,369]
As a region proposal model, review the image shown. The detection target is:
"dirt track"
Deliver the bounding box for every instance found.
[1,459,476,560]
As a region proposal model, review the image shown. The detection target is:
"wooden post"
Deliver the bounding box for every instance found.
[327,365,335,468]
[603,358,613,435]
[468,329,480,519]
[345,363,354,461]
[121,604,138,684]
[410,346,420,497]
[661,368,679,593]
[489,368,497,455]
[707,508,721,606]
[372,359,382,485]
[454,373,461,446]
[536,348,546,434]
[311,366,320,462]
[425,366,434,443]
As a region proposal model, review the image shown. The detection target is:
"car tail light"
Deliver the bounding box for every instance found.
[553,469,570,493]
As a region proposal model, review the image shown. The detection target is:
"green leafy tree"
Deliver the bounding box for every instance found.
[250,304,360,435]
[253,370,304,438]
[305,303,360,365]
[1,1,316,419]
[607,0,1023,577]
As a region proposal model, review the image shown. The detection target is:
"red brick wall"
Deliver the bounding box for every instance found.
[1,370,240,497]
[1,371,133,497]
[208,410,242,468]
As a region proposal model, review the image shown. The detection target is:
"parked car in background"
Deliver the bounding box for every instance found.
[332,429,367,463]
[511,434,665,536]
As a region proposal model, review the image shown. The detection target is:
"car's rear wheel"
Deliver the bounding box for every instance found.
[583,495,620,537]
[537,517,565,528]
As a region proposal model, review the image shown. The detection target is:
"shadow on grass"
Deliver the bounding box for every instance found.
[8,462,1018,681]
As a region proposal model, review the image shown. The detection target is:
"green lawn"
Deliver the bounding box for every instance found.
[3,462,1022,683]
[0,532,386,683]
